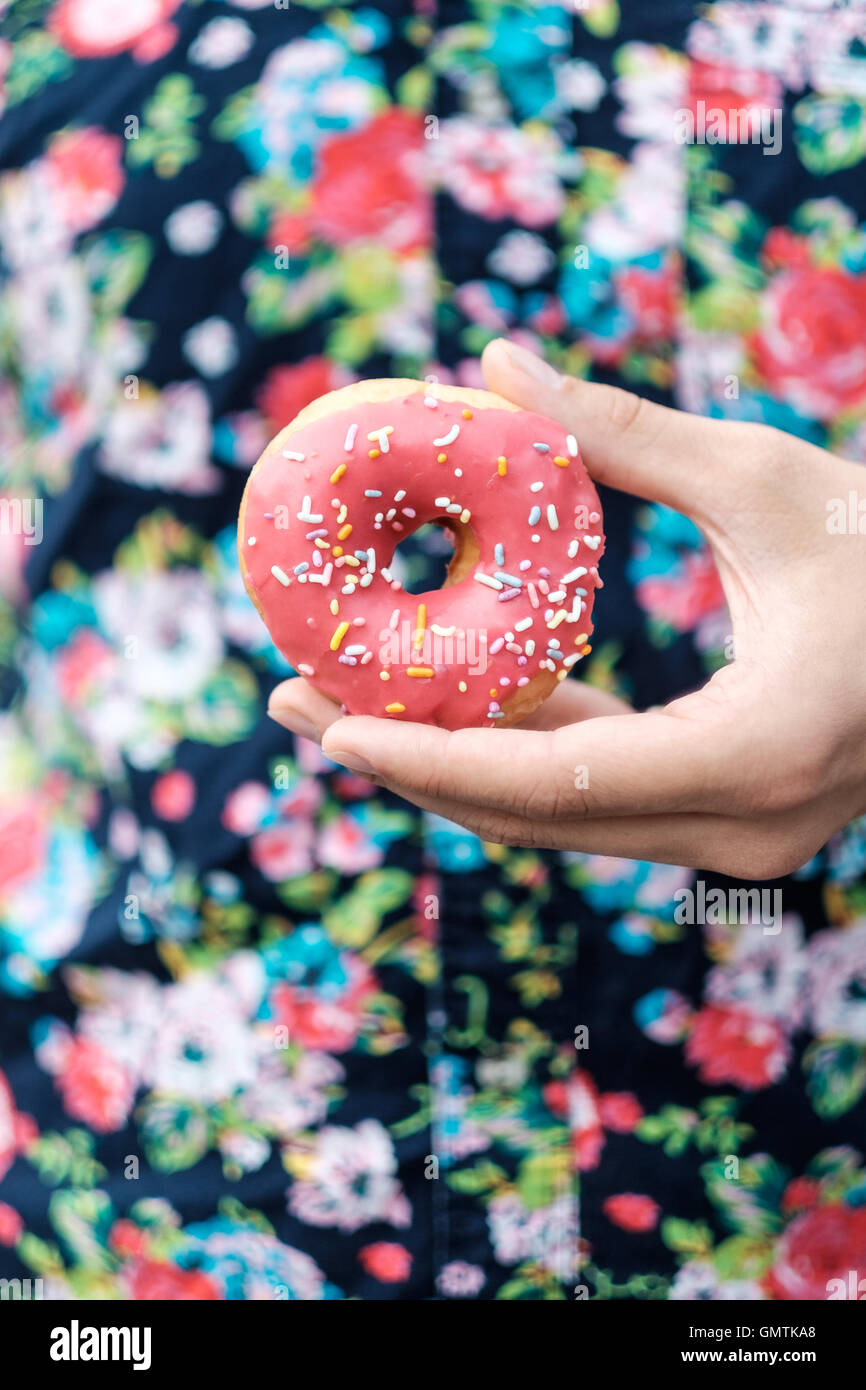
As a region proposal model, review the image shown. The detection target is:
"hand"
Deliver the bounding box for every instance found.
[268,338,866,879]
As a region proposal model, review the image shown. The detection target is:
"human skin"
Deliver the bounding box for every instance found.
[267,338,866,879]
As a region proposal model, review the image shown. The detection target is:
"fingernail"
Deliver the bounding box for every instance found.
[268,707,319,742]
[499,340,562,390]
[327,748,374,776]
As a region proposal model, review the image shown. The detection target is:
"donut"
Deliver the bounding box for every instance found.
[238,379,605,729]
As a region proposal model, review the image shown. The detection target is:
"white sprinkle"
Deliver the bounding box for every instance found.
[561,566,588,585]
[270,565,290,586]
[366,548,376,573]
[433,424,460,447]
[515,617,533,632]
[282,450,305,462]
[298,663,314,676]
[345,644,366,656]
[430,624,455,637]
[567,434,578,457]
[423,396,439,408]
[548,590,566,603]
[527,583,539,609]
[394,489,406,502]
[360,573,373,588]
[368,426,393,453]
[525,639,536,656]
[344,423,358,451]
[547,505,559,531]
[530,481,544,493]
[454,468,463,478]
[567,539,579,559]
[389,609,400,630]
[434,496,451,508]
[247,536,256,546]
[446,502,462,514]
[297,496,323,523]
[474,572,504,591]
[361,650,373,663]
[563,653,580,668]
[381,568,393,584]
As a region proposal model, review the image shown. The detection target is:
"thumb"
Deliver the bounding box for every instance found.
[481,338,747,525]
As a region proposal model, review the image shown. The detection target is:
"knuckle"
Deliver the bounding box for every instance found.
[603,386,648,437]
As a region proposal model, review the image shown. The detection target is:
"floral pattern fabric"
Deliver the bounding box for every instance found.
[1,0,865,1301]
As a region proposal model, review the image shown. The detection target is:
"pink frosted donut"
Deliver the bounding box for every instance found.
[238,379,605,730]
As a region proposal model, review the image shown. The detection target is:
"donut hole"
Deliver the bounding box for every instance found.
[389,517,479,594]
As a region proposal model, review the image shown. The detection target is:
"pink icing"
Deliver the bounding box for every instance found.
[239,392,605,728]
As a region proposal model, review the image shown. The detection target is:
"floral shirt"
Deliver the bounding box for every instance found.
[1,0,865,1301]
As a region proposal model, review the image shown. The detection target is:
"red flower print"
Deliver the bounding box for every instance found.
[598,1091,644,1133]
[687,60,782,140]
[0,1070,37,1181]
[0,801,46,897]
[310,109,431,254]
[781,1177,821,1215]
[151,769,196,821]
[43,127,125,232]
[685,1004,790,1090]
[126,1257,222,1300]
[750,266,866,419]
[768,1205,866,1301]
[55,1036,136,1132]
[256,357,351,435]
[49,0,180,63]
[0,1202,23,1246]
[603,1194,660,1233]
[359,1242,412,1283]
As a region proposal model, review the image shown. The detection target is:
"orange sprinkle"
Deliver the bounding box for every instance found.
[581,644,592,655]
[437,452,447,463]
[337,523,352,541]
[329,463,347,483]
[385,702,406,714]
[368,448,381,459]
[553,456,569,468]
[489,689,498,697]
[379,671,391,681]
[330,621,350,652]
[332,546,343,557]
[497,456,507,476]
[407,666,435,678]
[461,409,473,420]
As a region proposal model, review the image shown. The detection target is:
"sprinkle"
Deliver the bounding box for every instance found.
[381,567,393,583]
[462,409,473,420]
[361,651,374,664]
[530,481,544,493]
[298,497,323,523]
[380,670,390,681]
[264,513,274,519]
[531,534,541,543]
[460,508,471,524]
[533,442,550,452]
[297,663,314,676]
[567,539,579,559]
[561,566,588,585]
[563,653,580,668]
[506,642,521,654]
[293,562,309,575]
[338,654,358,666]
[497,456,507,476]
[407,666,435,678]
[517,676,530,687]
[312,551,323,567]
[434,496,451,508]
[494,571,523,588]
[447,502,462,514]
[364,489,382,498]
[359,573,373,587]
[282,450,305,462]
[474,572,504,591]
[498,588,521,602]
[547,505,559,530]
[423,396,438,408]
[368,449,381,459]
[270,565,290,586]
[515,617,533,632]
[528,506,541,526]
[332,546,343,557]
[389,609,400,630]
[548,609,568,629]
[525,639,536,657]
[386,509,396,521]
[367,426,394,452]
[330,621,350,651]
[330,463,347,484]
[573,632,589,645]
[494,543,505,566]
[454,468,463,478]
[437,453,447,464]
[247,537,257,549]
[489,637,505,655]
[553,456,569,468]
[581,644,592,655]
[416,603,427,631]
[337,523,352,541]
[394,490,406,502]
[430,624,455,637]
[385,702,406,714]
[402,508,416,518]
[519,559,531,571]
[344,423,358,451]
[567,433,578,457]
[329,599,339,616]
[527,583,539,609]
[366,548,376,573]
[344,644,366,656]
[458,681,467,692]
[433,424,460,447]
